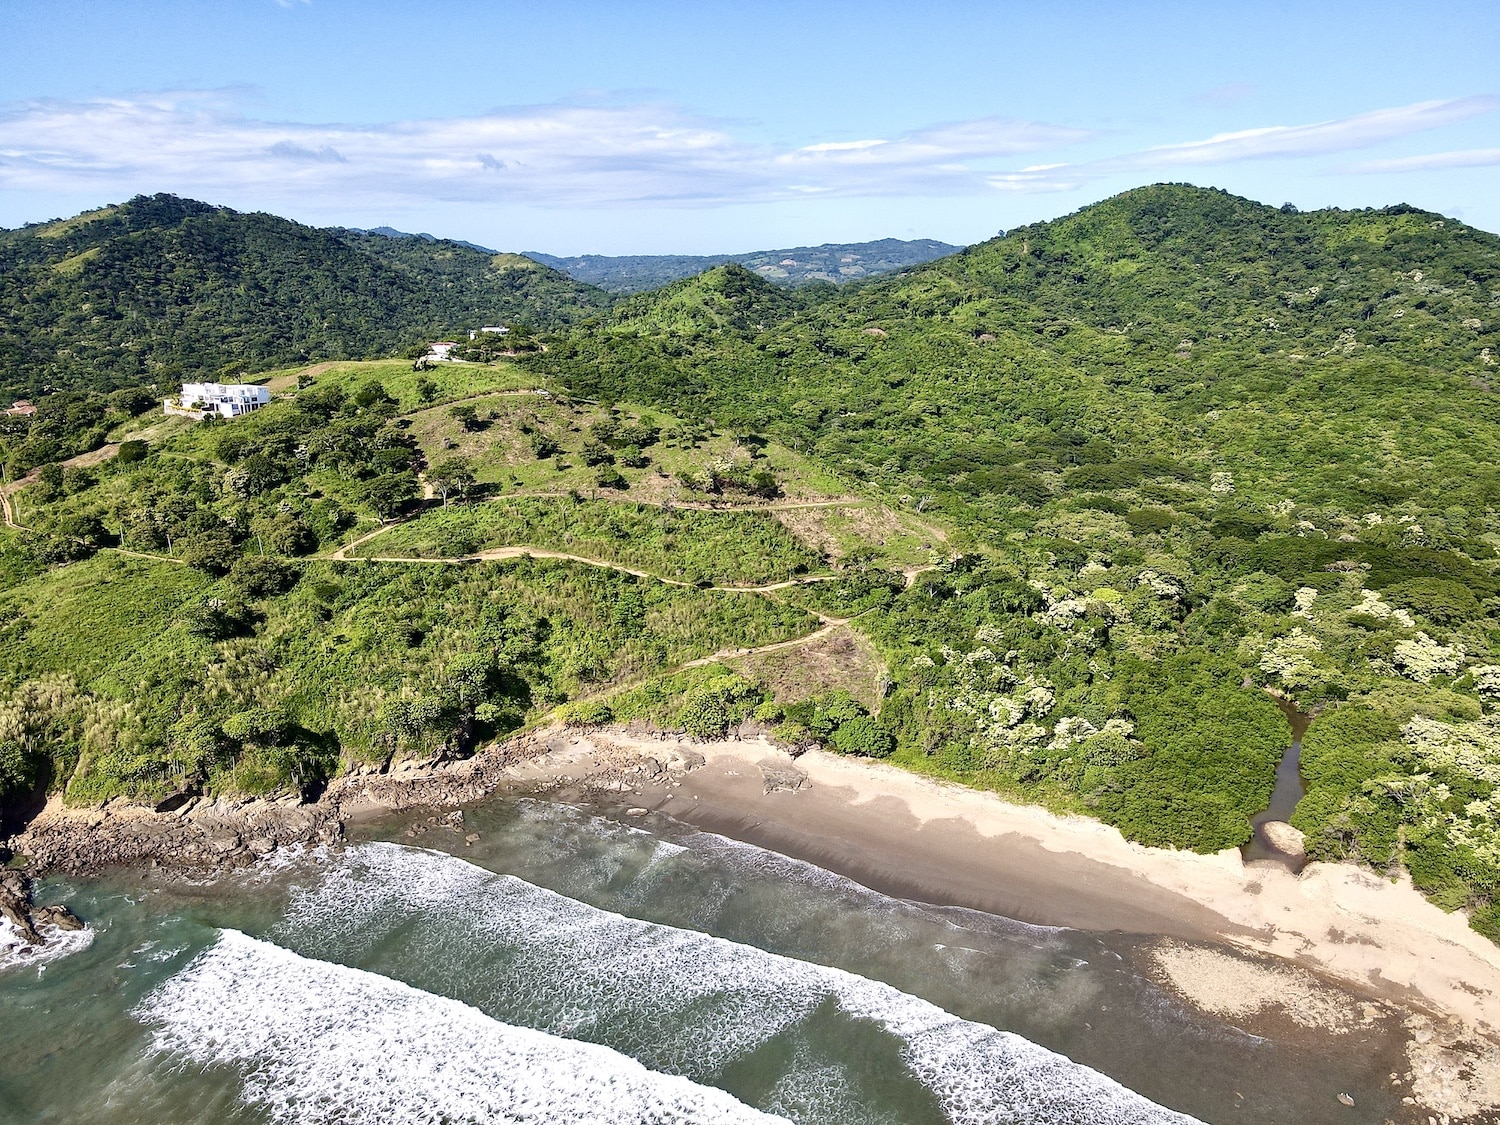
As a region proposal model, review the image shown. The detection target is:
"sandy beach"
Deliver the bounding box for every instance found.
[459,725,1500,1118]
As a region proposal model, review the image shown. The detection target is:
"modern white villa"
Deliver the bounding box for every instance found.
[468,326,509,340]
[165,382,271,420]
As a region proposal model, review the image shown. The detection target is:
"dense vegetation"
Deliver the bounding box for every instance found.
[0,549,812,809]
[525,238,962,293]
[0,195,609,399]
[3,184,1499,940]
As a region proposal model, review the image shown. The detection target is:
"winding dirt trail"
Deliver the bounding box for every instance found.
[679,617,855,670]
[331,542,842,594]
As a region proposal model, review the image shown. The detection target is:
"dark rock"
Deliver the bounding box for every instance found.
[153,791,196,814]
[32,904,83,932]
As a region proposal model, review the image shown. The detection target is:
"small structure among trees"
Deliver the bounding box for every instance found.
[166,382,270,420]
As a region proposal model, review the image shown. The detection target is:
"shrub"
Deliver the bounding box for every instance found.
[560,700,614,727]
[677,673,761,739]
[230,556,298,598]
[828,715,895,757]
[115,440,148,464]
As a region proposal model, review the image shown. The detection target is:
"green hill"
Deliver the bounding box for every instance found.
[0,195,610,398]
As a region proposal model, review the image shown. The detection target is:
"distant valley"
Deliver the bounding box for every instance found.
[522,238,964,293]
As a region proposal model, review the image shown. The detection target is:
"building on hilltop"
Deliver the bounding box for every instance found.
[165,382,271,420]
[4,401,35,417]
[468,326,509,340]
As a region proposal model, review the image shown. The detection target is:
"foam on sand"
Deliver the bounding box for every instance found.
[277,842,1198,1125]
[136,929,789,1125]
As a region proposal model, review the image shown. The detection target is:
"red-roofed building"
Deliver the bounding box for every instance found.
[4,401,35,417]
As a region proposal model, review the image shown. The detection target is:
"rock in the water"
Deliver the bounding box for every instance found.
[0,869,41,945]
[32,904,84,932]
[0,869,83,944]
[624,807,648,817]
[1261,820,1306,855]
[1337,1092,1355,1107]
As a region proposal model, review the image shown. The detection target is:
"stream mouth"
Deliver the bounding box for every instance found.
[1241,696,1313,872]
[1241,739,1307,872]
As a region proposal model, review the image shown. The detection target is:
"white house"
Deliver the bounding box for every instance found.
[467,326,509,340]
[428,342,460,360]
[168,382,271,419]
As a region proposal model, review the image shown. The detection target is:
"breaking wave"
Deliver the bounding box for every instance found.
[273,842,1198,1124]
[136,930,789,1125]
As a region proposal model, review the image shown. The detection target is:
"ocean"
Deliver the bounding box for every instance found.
[0,797,1408,1124]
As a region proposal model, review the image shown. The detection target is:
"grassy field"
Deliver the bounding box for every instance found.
[351,497,829,586]
[256,358,549,410]
[725,624,887,711]
[0,551,211,685]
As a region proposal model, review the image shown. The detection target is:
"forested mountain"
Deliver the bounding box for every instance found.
[0,195,610,398]
[541,185,1500,516]
[525,237,962,293]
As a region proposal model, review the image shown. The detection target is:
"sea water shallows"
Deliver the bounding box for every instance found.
[258,841,1197,1125]
[137,930,788,1125]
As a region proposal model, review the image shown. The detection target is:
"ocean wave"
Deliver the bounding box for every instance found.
[0,916,93,975]
[136,929,789,1125]
[277,842,1199,1125]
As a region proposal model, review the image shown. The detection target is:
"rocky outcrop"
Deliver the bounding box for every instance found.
[1,866,82,946]
[0,726,693,959]
[11,794,344,876]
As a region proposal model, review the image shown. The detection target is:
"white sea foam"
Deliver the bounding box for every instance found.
[278,843,1200,1124]
[0,916,93,975]
[137,930,789,1125]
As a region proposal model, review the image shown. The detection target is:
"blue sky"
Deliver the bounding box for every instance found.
[2,0,1497,253]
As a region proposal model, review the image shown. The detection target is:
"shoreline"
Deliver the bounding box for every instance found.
[9,723,1500,1117]
[508,731,1500,1023]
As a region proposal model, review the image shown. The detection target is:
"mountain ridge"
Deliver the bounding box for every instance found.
[523,237,963,293]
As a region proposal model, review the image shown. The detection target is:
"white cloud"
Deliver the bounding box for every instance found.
[1347,147,1500,173]
[984,96,1500,194]
[0,91,1492,213]
[0,93,1089,208]
[1114,97,1500,168]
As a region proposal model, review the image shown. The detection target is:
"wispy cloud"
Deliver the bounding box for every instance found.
[0,93,1089,208]
[1116,97,1500,167]
[986,96,1500,193]
[1347,147,1500,173]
